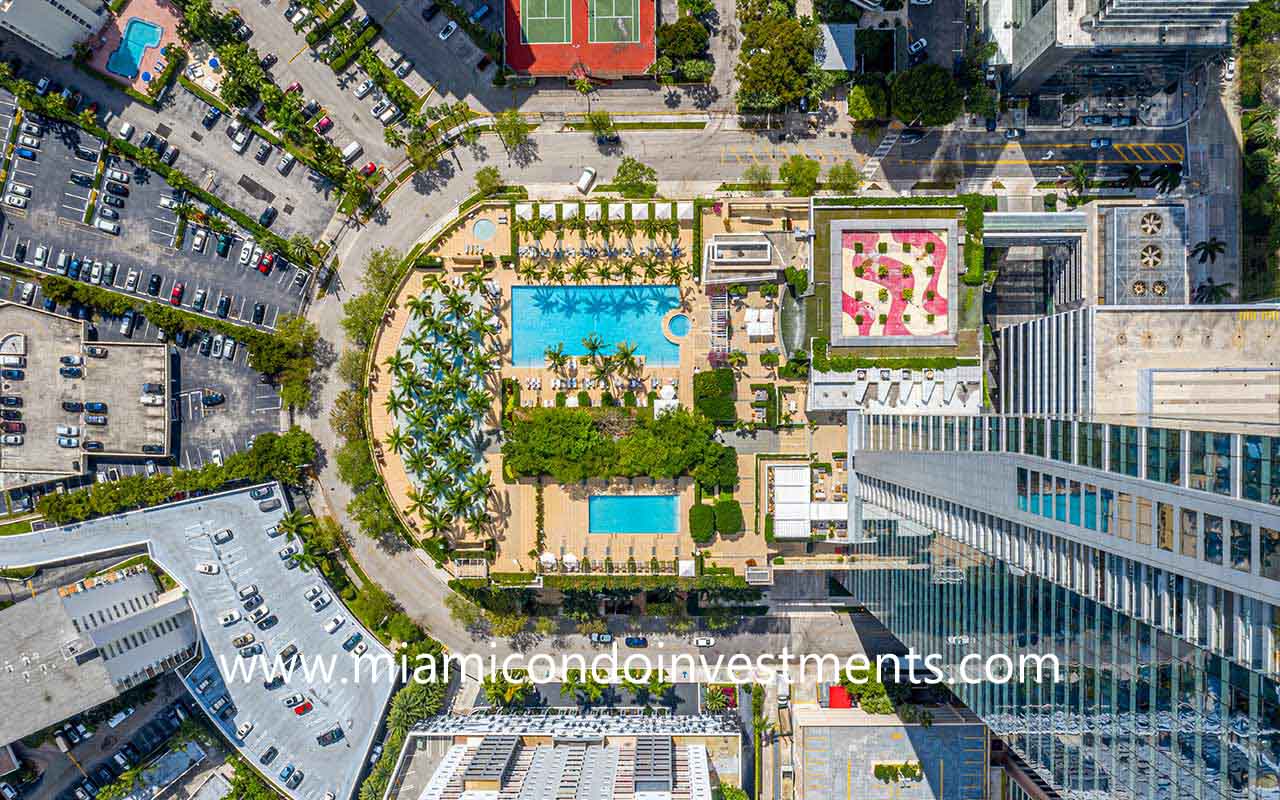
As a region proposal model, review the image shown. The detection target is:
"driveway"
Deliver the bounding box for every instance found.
[907,0,966,71]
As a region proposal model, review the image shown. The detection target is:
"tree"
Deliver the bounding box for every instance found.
[848,81,888,122]
[474,165,502,196]
[1066,162,1092,199]
[891,64,963,126]
[678,0,715,15]
[778,154,820,196]
[743,163,773,191]
[703,685,730,713]
[482,672,533,708]
[445,592,484,629]
[1194,277,1235,303]
[613,156,657,197]
[827,161,863,194]
[1191,237,1227,264]
[1150,163,1183,194]
[1120,164,1145,190]
[384,126,405,149]
[735,15,818,113]
[586,110,615,137]
[657,16,710,60]
[679,59,714,82]
[495,109,529,151]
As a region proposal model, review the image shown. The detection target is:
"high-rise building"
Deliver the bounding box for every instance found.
[0,0,106,58]
[983,0,1240,94]
[840,303,1280,799]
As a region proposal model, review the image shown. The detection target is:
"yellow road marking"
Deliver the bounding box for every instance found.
[288,43,308,64]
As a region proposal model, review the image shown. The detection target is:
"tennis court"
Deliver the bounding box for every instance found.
[520,0,571,43]
[589,0,639,43]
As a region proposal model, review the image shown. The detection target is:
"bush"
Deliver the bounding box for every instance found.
[656,15,710,60]
[784,266,808,295]
[694,368,735,398]
[689,503,715,542]
[330,22,380,72]
[577,390,591,407]
[714,498,744,534]
[305,0,355,46]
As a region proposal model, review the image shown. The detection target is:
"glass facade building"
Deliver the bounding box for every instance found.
[847,413,1280,800]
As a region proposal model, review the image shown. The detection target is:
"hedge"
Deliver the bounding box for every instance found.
[305,0,355,47]
[714,498,744,534]
[690,503,715,542]
[329,22,380,73]
[693,367,736,424]
[810,337,978,373]
[146,47,187,101]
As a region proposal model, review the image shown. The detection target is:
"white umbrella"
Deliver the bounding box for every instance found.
[562,553,579,571]
[539,552,556,568]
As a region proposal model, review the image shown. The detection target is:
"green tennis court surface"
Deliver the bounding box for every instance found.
[589,0,639,43]
[521,0,571,43]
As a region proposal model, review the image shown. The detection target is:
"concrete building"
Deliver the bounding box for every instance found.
[985,0,1238,94]
[0,565,196,747]
[385,712,742,800]
[0,0,106,58]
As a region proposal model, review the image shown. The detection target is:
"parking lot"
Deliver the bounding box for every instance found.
[49,700,191,800]
[0,113,310,333]
[157,85,341,241]
[0,486,396,800]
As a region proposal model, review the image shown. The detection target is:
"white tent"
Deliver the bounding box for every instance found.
[515,203,534,220]
[632,203,649,221]
[608,204,626,221]
[539,552,556,569]
[585,203,602,220]
[562,553,580,571]
[539,204,555,220]
[562,203,580,219]
[677,201,694,220]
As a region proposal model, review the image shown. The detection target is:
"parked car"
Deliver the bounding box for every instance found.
[1090,137,1112,149]
[907,37,927,54]
[259,206,277,227]
[313,116,332,134]
[439,20,458,39]
[354,79,374,98]
[624,636,648,648]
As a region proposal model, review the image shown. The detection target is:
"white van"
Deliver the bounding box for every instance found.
[341,140,363,163]
[0,356,24,368]
[56,252,69,273]
[118,121,135,140]
[575,167,597,194]
[95,219,120,235]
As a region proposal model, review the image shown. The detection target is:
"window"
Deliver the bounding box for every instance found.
[1243,435,1280,506]
[1055,477,1068,522]
[1180,509,1198,558]
[1070,481,1082,526]
[1157,502,1174,552]
[1190,431,1232,496]
[1101,488,1115,534]
[1006,418,1021,453]
[1051,420,1070,462]
[1026,418,1045,457]
[1116,491,1134,540]
[1084,484,1098,530]
[973,418,985,452]
[1077,422,1104,469]
[1109,425,1139,477]
[1017,467,1029,512]
[1230,520,1252,572]
[988,417,1001,451]
[1030,471,1041,515]
[1262,527,1280,581]
[1136,496,1152,545]
[1205,514,1224,565]
[1146,428,1182,485]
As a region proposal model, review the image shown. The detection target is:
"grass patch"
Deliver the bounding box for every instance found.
[565,120,707,131]
[0,518,33,536]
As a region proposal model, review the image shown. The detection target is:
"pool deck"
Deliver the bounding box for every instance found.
[86,0,183,94]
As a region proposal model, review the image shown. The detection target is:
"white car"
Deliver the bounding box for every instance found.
[192,228,207,252]
[56,425,80,437]
[232,128,251,153]
[219,610,241,625]
[249,605,270,622]
[235,721,253,738]
[1,435,22,445]
[19,283,33,305]
[196,561,220,575]
[293,6,310,25]
[33,245,47,267]
[105,168,129,183]
[694,637,716,647]
[118,121,134,140]
[213,528,234,544]
[439,20,458,40]
[311,593,330,611]
[352,641,368,656]
[239,238,255,264]
[250,245,263,264]
[304,585,322,601]
[324,615,345,634]
[908,37,928,54]
[159,195,180,209]
[125,269,139,291]
[354,79,374,99]
[7,185,30,198]
[18,135,39,148]
[370,98,389,119]
[283,693,305,707]
[90,261,102,284]
[223,338,237,360]
[211,334,224,358]
[5,196,27,209]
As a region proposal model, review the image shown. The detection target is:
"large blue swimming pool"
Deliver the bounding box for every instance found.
[106,18,163,80]
[588,495,679,534]
[510,285,681,367]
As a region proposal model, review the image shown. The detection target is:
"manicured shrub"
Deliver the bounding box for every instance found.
[690,503,715,543]
[713,498,744,534]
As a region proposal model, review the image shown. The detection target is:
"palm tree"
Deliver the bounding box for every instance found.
[482,672,533,708]
[465,388,493,417]
[581,334,605,359]
[545,343,569,372]
[383,390,409,416]
[1151,163,1183,194]
[385,127,406,149]
[278,510,309,540]
[423,510,453,536]
[462,267,489,295]
[663,262,685,284]
[593,261,614,282]
[703,685,730,713]
[1193,277,1235,303]
[406,294,435,319]
[613,341,639,375]
[404,487,432,519]
[1191,237,1226,264]
[465,469,494,499]
[384,426,413,455]
[617,260,638,284]
[591,359,613,385]
[405,449,431,476]
[1066,162,1092,199]
[569,259,592,284]
[384,351,412,375]
[1120,164,1145,190]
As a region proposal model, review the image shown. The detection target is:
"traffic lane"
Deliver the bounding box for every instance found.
[885,128,1188,179]
[160,86,340,241]
[908,0,965,69]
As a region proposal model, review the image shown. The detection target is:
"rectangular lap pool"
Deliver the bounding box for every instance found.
[588,495,679,534]
[510,285,681,367]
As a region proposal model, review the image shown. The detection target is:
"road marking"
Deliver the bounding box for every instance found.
[288,43,309,64]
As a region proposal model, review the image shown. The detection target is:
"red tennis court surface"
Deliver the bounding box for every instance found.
[504,0,656,77]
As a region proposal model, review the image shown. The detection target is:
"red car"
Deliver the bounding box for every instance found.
[313,116,332,134]
[285,81,302,94]
[359,161,376,177]
[293,701,312,716]
[170,282,184,305]
[257,252,275,275]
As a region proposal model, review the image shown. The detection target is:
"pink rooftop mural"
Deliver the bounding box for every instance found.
[839,228,951,339]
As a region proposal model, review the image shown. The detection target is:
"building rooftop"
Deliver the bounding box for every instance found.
[816,23,856,71]
[0,566,195,746]
[1102,206,1189,305]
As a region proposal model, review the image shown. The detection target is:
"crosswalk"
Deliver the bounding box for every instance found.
[862,129,901,180]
